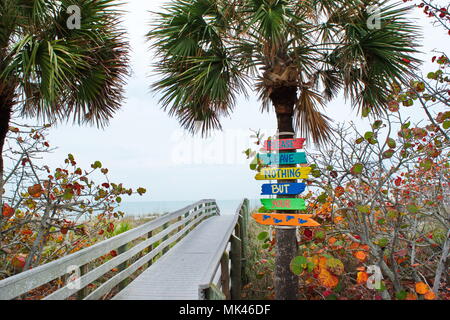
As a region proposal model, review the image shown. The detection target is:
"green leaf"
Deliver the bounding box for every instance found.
[406,204,419,213]
[377,238,389,248]
[290,256,308,275]
[387,138,397,149]
[443,120,450,130]
[357,205,370,214]
[372,120,383,130]
[382,149,395,159]
[137,187,147,195]
[364,131,374,140]
[317,193,328,204]
[396,291,407,300]
[350,163,364,175]
[257,232,269,241]
[91,161,102,169]
[420,159,433,171]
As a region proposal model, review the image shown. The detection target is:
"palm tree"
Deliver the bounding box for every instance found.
[0,0,129,185]
[147,0,420,299]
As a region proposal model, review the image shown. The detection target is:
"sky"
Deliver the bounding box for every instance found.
[19,0,450,203]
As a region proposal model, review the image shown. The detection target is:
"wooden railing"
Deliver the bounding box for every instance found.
[199,198,249,300]
[0,199,219,300]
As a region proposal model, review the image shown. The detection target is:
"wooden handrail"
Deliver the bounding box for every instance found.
[199,199,249,300]
[0,199,219,300]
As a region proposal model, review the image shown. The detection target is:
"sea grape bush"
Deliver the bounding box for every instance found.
[0,122,146,278]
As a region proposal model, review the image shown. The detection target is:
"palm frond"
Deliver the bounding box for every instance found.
[294,87,332,145]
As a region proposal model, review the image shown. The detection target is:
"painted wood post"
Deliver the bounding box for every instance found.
[117,244,128,291]
[146,230,154,269]
[162,222,170,254]
[220,252,231,300]
[206,284,226,300]
[230,234,242,300]
[240,205,248,284]
[77,264,89,300]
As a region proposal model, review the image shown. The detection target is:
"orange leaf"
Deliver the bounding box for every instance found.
[350,242,360,250]
[328,237,337,245]
[356,272,368,285]
[318,269,339,288]
[355,251,367,262]
[424,291,436,300]
[2,203,15,218]
[415,282,430,295]
[356,266,366,272]
[406,292,417,300]
[28,184,43,198]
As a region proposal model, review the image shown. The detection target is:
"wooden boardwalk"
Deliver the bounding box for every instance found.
[113,214,236,300]
[0,199,248,301]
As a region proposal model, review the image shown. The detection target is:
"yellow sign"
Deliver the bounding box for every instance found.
[255,167,311,180]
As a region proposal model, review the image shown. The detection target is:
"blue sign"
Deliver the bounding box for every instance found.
[261,183,306,195]
[257,152,307,165]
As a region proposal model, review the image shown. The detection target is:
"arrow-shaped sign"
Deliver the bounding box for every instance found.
[260,198,306,211]
[257,152,307,165]
[264,138,305,151]
[261,183,306,195]
[252,213,320,227]
[255,167,311,180]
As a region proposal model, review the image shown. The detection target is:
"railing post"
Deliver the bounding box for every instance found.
[162,222,170,254]
[240,201,249,284]
[77,264,89,300]
[230,234,242,300]
[220,252,231,300]
[146,230,154,269]
[117,244,128,291]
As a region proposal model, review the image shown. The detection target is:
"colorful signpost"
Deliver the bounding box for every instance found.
[261,183,306,195]
[257,152,307,165]
[255,167,311,180]
[264,138,305,151]
[260,198,306,211]
[252,213,320,227]
[252,136,320,229]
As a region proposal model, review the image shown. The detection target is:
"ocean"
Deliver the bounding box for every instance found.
[117,199,260,217]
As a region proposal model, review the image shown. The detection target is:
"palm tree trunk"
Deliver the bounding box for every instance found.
[0,89,14,203]
[270,86,299,300]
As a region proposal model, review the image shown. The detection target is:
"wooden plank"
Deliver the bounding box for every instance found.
[260,198,306,211]
[230,234,242,300]
[0,199,216,300]
[252,213,321,227]
[77,264,89,300]
[257,152,307,165]
[255,167,311,180]
[117,244,128,291]
[261,183,306,195]
[85,210,211,300]
[264,138,305,151]
[206,283,226,300]
[220,252,231,300]
[114,215,237,300]
[197,202,241,295]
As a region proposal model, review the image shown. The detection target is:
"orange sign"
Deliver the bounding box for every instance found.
[252,213,320,227]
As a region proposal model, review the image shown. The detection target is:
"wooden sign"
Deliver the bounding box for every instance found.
[252,213,320,227]
[257,152,307,165]
[261,183,306,195]
[264,138,305,151]
[255,167,311,180]
[260,198,306,211]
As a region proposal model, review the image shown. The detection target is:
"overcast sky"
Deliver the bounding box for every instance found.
[26,0,450,202]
